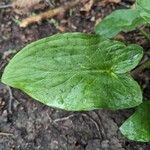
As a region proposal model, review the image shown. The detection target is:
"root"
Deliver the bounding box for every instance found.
[0,132,14,136]
[7,86,13,114]
[82,113,102,139]
[53,114,75,123]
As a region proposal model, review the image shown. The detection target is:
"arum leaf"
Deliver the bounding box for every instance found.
[1,33,143,111]
[136,0,150,23]
[120,101,150,142]
[95,9,146,38]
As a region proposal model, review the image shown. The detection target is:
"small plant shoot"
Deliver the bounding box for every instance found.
[1,0,149,143]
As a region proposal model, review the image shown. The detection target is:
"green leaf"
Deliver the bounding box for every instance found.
[137,0,150,23]
[120,101,150,142]
[1,33,143,111]
[95,9,146,38]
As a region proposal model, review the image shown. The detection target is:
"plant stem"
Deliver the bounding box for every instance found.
[131,59,150,76]
[139,28,150,41]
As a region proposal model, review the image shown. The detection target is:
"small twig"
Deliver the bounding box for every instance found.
[46,112,53,123]
[0,62,6,72]
[119,2,130,8]
[44,0,54,7]
[53,114,75,123]
[2,49,17,60]
[0,4,12,9]
[7,86,13,114]
[20,0,81,27]
[0,132,14,136]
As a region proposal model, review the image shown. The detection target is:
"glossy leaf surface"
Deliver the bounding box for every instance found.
[120,101,150,142]
[1,33,143,111]
[95,9,146,38]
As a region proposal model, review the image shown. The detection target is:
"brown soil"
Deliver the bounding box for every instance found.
[0,0,150,149]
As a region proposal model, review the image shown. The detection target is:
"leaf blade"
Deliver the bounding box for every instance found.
[136,0,150,23]
[1,33,143,111]
[95,9,146,38]
[120,101,150,142]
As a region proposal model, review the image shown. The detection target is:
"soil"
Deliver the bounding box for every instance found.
[0,0,150,150]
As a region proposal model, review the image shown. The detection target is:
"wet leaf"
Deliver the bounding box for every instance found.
[120,101,150,142]
[1,33,143,111]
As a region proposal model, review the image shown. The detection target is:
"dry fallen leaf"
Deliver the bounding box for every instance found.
[81,0,94,12]
[12,0,48,14]
[20,0,81,27]
[103,0,121,4]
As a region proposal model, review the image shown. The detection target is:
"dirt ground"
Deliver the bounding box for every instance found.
[0,0,150,149]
